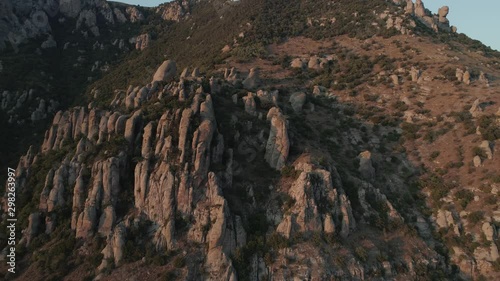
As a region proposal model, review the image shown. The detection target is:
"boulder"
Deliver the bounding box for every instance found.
[290,58,305,68]
[391,74,399,85]
[473,156,481,167]
[479,141,493,159]
[463,70,471,85]
[124,110,143,144]
[307,56,321,70]
[479,71,489,86]
[242,68,260,89]
[404,0,414,14]
[153,60,177,82]
[469,99,482,117]
[289,92,306,113]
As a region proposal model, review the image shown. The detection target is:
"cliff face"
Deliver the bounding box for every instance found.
[2,0,500,280]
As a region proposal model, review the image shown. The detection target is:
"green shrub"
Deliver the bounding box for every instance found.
[455,189,474,209]
[173,256,186,268]
[231,43,268,61]
[281,165,300,179]
[467,211,484,225]
[478,115,500,141]
[267,232,289,249]
[392,101,409,112]
[420,174,456,206]
[363,93,379,102]
[430,151,440,160]
[354,246,368,262]
[472,146,487,158]
[401,122,421,140]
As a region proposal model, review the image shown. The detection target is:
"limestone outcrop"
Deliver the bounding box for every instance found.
[412,0,455,33]
[277,161,356,239]
[4,60,461,280]
[134,33,151,51]
[410,66,420,82]
[265,107,289,170]
[242,68,260,89]
[469,99,482,118]
[126,6,144,23]
[156,1,190,22]
[153,60,177,82]
[438,6,449,24]
[190,173,244,280]
[75,156,124,238]
[435,209,462,235]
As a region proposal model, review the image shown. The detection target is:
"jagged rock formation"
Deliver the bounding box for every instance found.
[134,33,151,51]
[469,98,482,117]
[153,60,177,82]
[463,70,471,85]
[257,89,278,107]
[290,58,306,68]
[0,0,132,50]
[479,71,489,87]
[409,0,456,33]
[414,0,426,18]
[242,92,257,116]
[435,209,462,235]
[156,0,190,22]
[276,160,356,239]
[2,0,500,280]
[126,6,144,23]
[410,66,420,82]
[242,68,260,89]
[438,6,449,24]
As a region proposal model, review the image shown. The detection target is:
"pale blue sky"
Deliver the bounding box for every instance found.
[118,0,499,51]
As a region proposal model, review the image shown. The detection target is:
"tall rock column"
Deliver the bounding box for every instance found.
[265,107,290,170]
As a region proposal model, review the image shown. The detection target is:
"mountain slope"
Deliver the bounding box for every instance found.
[1,0,500,280]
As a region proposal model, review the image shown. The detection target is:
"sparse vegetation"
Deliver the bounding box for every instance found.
[455,189,474,209]
[467,211,485,225]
